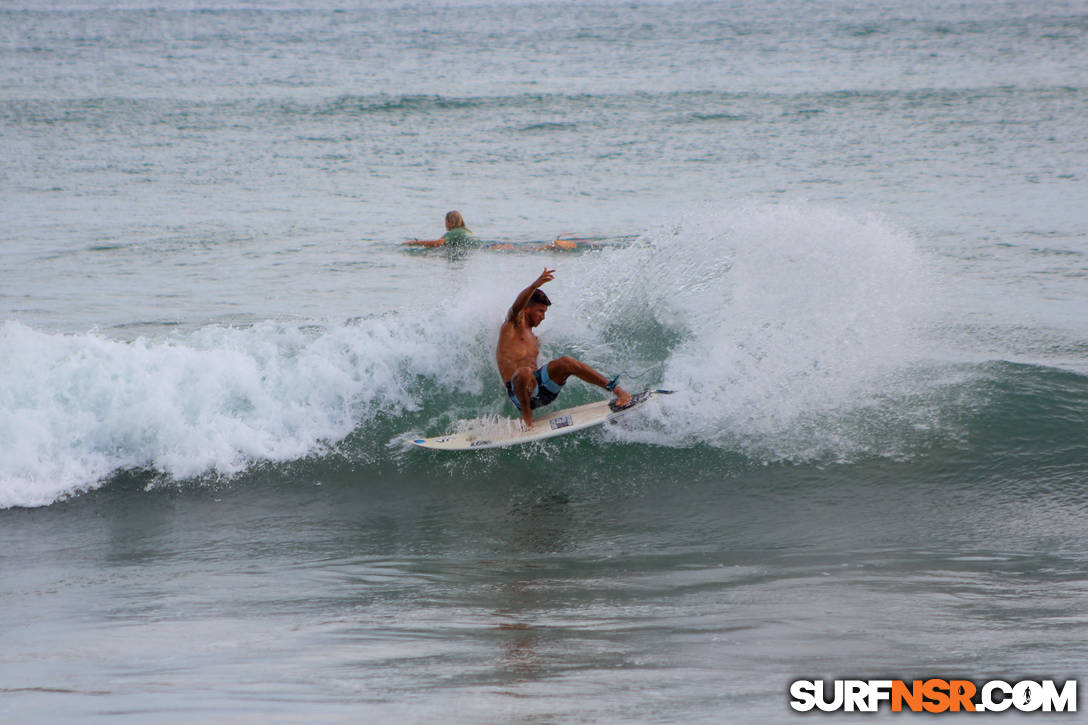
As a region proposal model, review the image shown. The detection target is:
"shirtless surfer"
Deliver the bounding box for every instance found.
[497,268,632,428]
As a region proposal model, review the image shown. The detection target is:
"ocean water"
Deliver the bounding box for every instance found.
[2,0,1087,721]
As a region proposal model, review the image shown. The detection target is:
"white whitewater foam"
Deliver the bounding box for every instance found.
[566,203,939,459]
[0,315,463,508]
[0,203,942,506]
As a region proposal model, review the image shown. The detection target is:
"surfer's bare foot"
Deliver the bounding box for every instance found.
[521,413,534,430]
[613,386,632,407]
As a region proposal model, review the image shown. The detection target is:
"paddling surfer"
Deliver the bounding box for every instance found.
[404,210,481,249]
[497,268,631,428]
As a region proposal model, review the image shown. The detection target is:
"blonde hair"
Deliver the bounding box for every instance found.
[445,210,469,231]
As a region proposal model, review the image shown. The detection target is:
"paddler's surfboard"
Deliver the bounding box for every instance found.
[412,390,671,451]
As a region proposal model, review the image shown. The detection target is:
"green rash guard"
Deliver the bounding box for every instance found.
[442,227,481,248]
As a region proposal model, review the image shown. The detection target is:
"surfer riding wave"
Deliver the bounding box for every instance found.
[496,268,631,428]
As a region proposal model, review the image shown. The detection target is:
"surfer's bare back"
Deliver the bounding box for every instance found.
[496,268,631,428]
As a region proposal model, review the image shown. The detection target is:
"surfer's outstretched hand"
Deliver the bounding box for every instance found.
[535,267,556,287]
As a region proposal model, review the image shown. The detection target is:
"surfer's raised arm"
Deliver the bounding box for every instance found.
[506,268,555,323]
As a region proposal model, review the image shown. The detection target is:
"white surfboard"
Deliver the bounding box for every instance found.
[412,390,670,451]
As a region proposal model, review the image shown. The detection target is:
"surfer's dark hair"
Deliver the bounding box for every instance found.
[530,289,551,306]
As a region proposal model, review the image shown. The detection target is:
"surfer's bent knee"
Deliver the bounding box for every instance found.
[548,356,575,375]
[512,366,534,387]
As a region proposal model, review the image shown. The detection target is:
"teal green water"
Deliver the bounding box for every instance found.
[2,0,1087,721]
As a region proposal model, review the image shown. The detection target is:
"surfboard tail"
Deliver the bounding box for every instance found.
[608,389,674,412]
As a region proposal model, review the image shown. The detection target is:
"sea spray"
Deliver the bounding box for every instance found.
[565,203,940,459]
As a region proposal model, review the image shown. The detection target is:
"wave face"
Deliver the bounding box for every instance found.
[0,315,456,508]
[2,204,1085,508]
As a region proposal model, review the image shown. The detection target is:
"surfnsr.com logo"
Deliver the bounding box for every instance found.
[789,679,1077,713]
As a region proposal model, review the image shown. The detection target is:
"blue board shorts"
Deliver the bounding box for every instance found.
[505,364,563,411]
